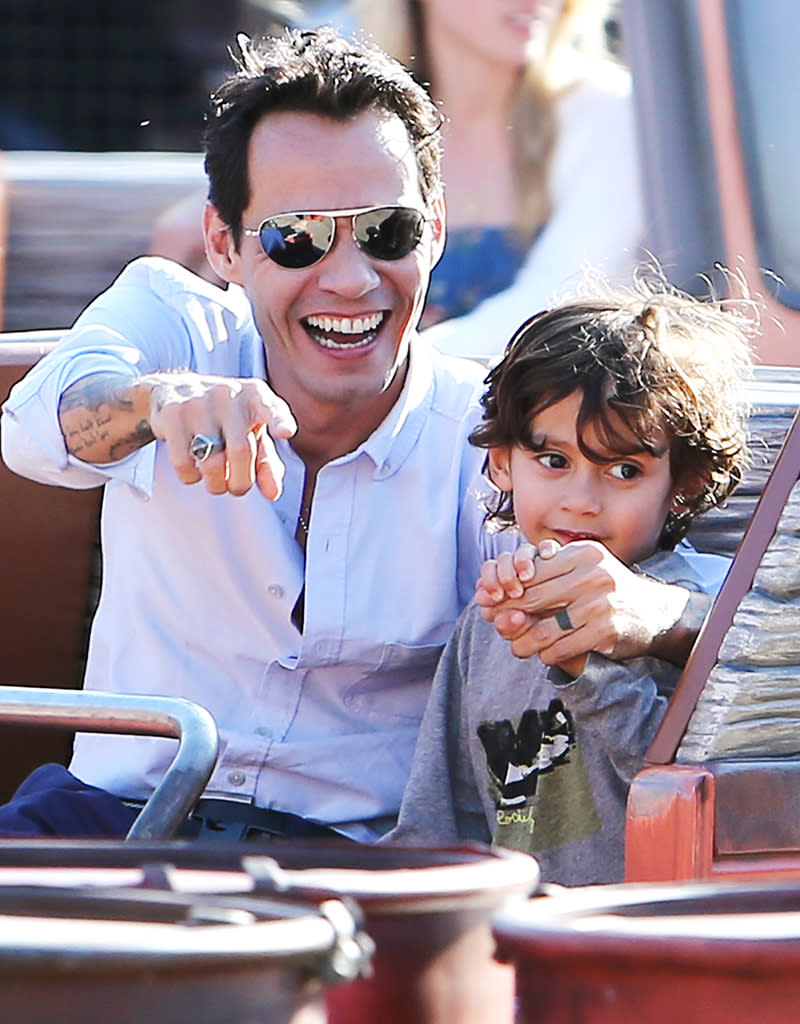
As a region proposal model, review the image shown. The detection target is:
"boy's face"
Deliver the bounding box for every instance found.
[487,390,678,567]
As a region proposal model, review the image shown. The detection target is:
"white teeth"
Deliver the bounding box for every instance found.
[306,312,384,335]
[317,333,374,350]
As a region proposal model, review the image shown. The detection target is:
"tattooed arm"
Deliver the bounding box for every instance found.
[57,370,296,499]
[58,373,156,464]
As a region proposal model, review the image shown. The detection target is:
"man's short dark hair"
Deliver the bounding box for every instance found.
[204,27,443,244]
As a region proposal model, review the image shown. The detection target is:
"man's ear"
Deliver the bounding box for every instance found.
[204,203,245,286]
[429,193,446,267]
[487,447,513,491]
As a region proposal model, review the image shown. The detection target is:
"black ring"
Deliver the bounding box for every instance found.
[189,433,226,462]
[555,608,574,631]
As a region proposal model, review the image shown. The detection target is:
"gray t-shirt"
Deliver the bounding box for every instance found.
[387,549,713,885]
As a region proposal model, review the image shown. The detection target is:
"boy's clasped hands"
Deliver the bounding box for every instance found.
[475,539,691,677]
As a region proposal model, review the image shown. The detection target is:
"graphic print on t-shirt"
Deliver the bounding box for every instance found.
[477,698,601,852]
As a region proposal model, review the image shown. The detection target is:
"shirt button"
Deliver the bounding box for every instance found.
[267,584,284,599]
[254,726,272,738]
[227,771,246,787]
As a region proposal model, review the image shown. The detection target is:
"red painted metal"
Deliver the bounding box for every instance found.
[0,881,365,1024]
[495,880,800,1024]
[0,839,540,1024]
[625,765,715,883]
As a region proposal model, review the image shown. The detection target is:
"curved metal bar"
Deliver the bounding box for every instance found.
[0,687,219,840]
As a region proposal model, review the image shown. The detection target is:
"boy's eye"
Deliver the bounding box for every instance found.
[609,462,641,480]
[537,452,568,470]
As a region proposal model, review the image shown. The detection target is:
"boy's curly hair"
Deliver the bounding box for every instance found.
[470,269,757,548]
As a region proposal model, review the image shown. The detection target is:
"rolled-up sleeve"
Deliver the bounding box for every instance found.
[1,259,211,495]
[2,330,161,493]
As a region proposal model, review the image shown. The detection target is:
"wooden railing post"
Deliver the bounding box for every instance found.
[625,764,715,882]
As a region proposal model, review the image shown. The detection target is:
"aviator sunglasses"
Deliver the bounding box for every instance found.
[242,204,427,269]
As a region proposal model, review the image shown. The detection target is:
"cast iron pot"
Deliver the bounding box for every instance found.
[0,838,540,1024]
[493,878,800,1024]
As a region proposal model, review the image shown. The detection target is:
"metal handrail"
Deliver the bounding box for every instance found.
[0,331,63,364]
[0,687,219,840]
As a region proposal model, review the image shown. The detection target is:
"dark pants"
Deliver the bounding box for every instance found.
[0,763,138,838]
[0,763,346,841]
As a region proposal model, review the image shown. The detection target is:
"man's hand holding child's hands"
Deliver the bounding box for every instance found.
[476,539,587,675]
[476,539,699,677]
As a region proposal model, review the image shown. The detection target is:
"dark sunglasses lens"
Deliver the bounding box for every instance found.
[354,207,424,260]
[260,214,334,268]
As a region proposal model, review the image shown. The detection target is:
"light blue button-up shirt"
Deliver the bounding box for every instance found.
[1,258,508,841]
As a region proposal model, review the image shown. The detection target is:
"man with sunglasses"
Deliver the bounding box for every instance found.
[0,28,721,840]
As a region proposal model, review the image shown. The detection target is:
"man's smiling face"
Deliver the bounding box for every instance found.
[210,108,444,427]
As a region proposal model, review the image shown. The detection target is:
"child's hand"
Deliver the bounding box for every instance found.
[477,540,586,674]
[475,543,537,605]
[477,539,695,677]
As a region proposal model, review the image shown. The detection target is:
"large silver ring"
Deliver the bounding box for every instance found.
[189,433,225,462]
[555,608,574,632]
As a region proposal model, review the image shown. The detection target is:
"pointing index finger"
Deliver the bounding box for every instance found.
[253,383,297,440]
[254,424,286,500]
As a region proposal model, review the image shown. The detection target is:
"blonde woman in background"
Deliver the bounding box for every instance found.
[355,0,643,358]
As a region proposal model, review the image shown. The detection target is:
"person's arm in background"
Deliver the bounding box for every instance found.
[149,189,225,286]
[424,72,643,360]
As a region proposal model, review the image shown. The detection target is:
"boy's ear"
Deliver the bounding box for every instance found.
[671,471,704,511]
[487,447,513,491]
[204,203,246,286]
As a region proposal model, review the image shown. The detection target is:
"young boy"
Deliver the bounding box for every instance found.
[388,275,755,885]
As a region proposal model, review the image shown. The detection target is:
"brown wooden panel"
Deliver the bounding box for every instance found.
[0,153,7,330]
[0,345,102,798]
[711,760,800,854]
[2,152,204,332]
[711,852,800,881]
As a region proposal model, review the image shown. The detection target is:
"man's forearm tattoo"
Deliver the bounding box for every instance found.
[59,373,155,460]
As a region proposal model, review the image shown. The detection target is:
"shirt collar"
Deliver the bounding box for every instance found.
[359,335,435,479]
[272,337,439,479]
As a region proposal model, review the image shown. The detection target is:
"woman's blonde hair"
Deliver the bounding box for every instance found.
[353,0,613,246]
